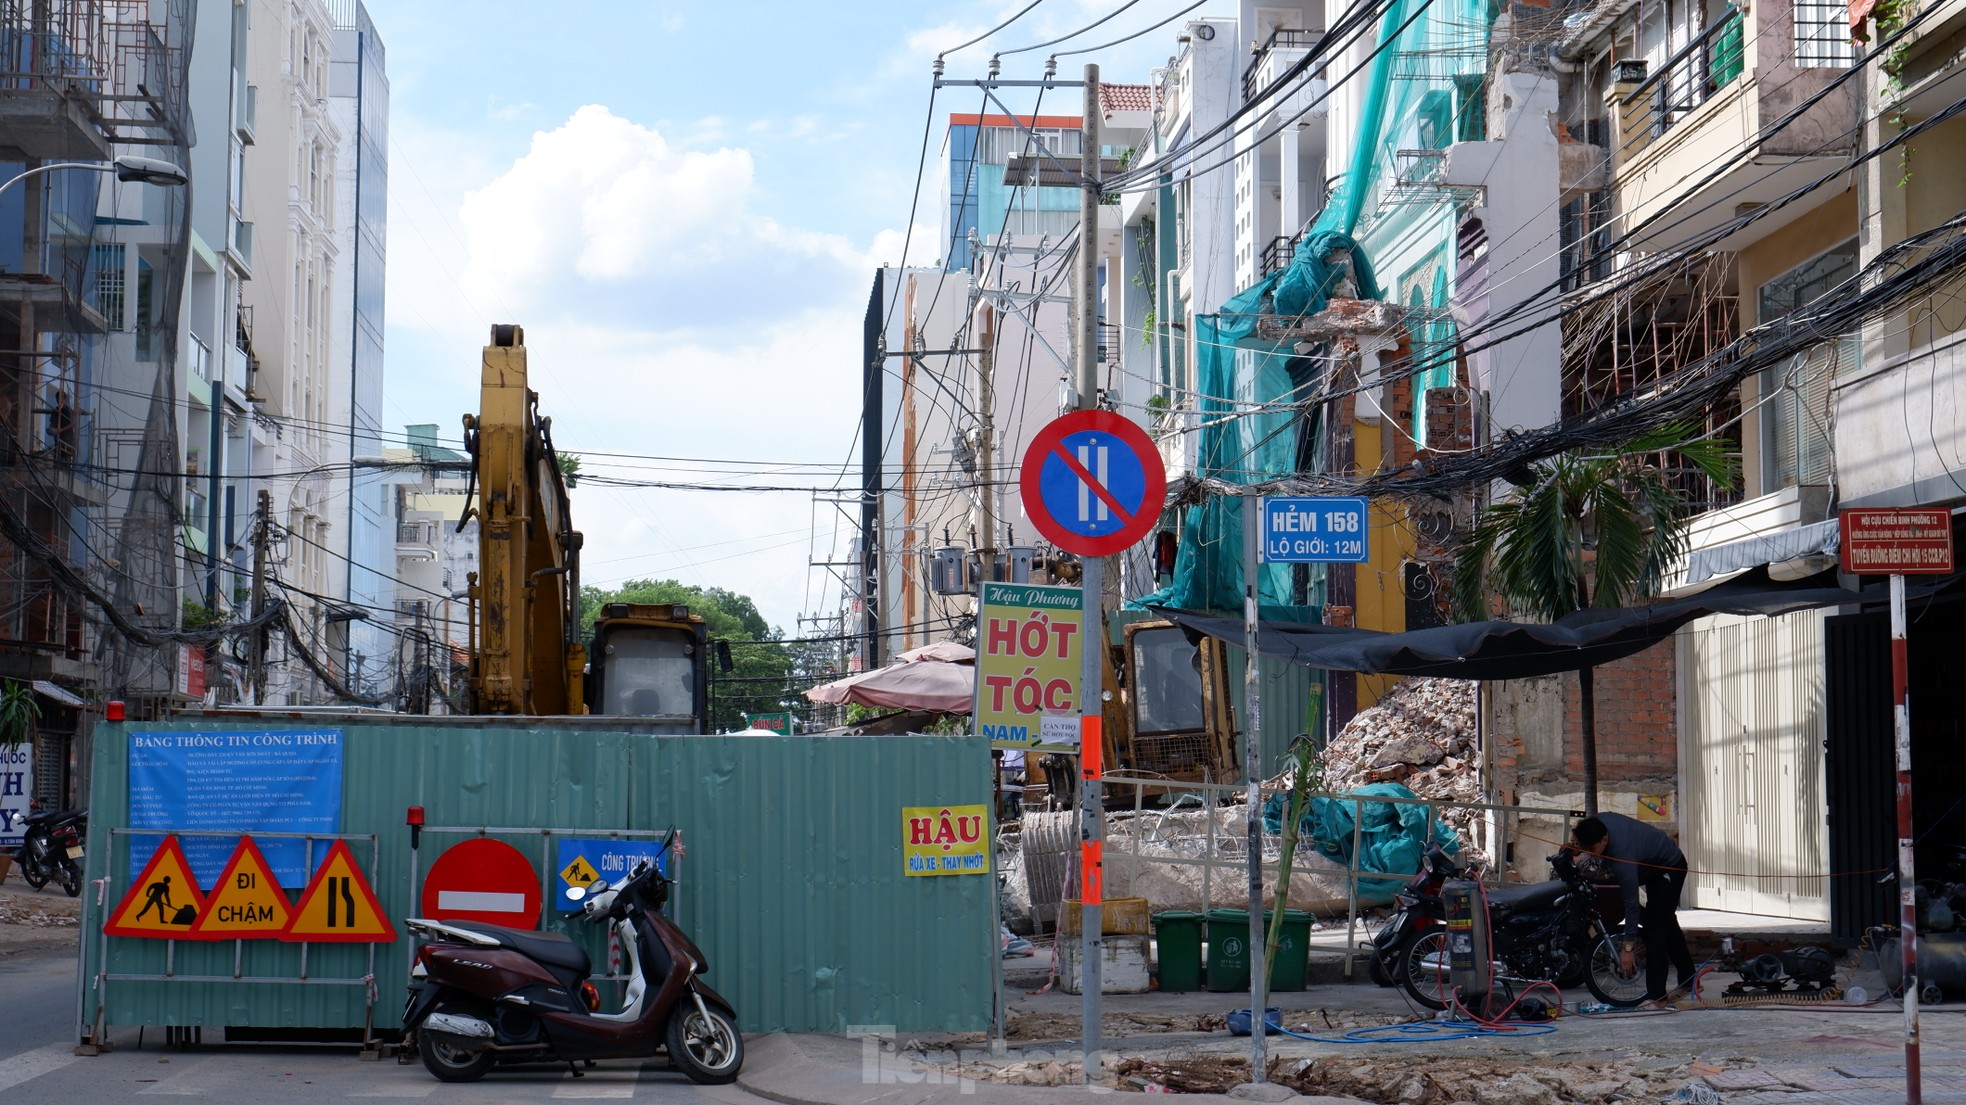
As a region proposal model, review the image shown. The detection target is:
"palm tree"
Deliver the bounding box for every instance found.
[1450,429,1736,813]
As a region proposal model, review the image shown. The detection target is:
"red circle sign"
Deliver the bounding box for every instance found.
[1020,409,1167,557]
[421,838,542,930]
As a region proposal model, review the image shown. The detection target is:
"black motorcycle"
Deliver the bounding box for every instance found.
[1396,851,1649,1010]
[9,800,85,897]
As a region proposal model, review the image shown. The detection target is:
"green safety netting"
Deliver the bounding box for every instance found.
[1136,0,1492,615]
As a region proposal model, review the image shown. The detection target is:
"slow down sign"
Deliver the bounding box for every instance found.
[420,838,543,929]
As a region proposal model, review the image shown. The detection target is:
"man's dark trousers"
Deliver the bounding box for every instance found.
[1640,864,1696,998]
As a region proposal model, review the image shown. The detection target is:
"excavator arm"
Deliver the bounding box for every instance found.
[463,324,588,715]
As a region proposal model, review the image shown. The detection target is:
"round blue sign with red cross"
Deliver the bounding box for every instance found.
[1020,410,1167,557]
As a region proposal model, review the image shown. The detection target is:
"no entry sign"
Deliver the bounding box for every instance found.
[1020,410,1166,557]
[421,838,542,929]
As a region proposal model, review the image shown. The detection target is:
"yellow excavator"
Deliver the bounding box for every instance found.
[459,324,715,729]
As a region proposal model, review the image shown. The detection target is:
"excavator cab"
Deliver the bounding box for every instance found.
[1114,620,1239,783]
[587,603,712,733]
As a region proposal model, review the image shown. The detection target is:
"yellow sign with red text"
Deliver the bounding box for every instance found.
[903,805,990,877]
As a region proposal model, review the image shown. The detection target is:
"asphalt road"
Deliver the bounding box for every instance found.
[0,948,766,1105]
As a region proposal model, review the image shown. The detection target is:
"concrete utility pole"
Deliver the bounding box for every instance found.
[249,488,271,705]
[975,297,996,562]
[1076,61,1105,1087]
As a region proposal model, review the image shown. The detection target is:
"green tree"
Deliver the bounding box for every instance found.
[579,579,792,733]
[1450,430,1735,814]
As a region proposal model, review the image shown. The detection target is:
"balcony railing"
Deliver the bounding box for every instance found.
[1260,235,1295,278]
[1096,323,1119,364]
[1618,8,1744,156]
[1243,27,1321,102]
[398,522,432,545]
[188,331,211,382]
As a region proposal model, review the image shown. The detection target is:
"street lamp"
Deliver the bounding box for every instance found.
[0,154,190,196]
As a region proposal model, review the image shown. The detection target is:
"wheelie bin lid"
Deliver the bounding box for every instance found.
[1152,910,1204,923]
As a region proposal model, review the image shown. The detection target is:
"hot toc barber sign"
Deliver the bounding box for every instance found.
[976,582,1084,752]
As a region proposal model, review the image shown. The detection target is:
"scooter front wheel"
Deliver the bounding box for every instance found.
[57,859,81,898]
[667,1002,743,1085]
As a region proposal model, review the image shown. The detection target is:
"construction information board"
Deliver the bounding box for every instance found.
[128,729,344,889]
[976,582,1084,753]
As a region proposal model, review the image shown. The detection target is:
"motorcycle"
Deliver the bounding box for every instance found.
[400,833,742,1085]
[1396,850,1649,1010]
[1366,842,1472,987]
[8,800,85,897]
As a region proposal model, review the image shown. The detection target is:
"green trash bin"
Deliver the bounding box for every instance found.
[1204,908,1252,992]
[1265,909,1315,992]
[1152,911,1205,992]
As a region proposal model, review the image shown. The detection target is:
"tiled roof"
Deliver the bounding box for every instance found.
[1099,84,1157,116]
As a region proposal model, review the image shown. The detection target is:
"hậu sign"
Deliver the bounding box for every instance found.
[902,805,990,876]
[975,581,1083,752]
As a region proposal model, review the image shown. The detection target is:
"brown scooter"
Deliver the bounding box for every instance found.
[401,835,742,1084]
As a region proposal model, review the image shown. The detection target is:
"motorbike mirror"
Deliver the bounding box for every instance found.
[566,885,587,902]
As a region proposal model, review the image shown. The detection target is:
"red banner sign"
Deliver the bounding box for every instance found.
[1839,508,1955,574]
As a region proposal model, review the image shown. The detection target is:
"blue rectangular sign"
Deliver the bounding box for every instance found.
[1262,497,1370,563]
[554,837,671,913]
[128,729,343,889]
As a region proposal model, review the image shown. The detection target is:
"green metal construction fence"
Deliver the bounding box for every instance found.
[75,715,996,1041]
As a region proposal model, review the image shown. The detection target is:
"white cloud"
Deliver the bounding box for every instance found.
[386,105,878,629]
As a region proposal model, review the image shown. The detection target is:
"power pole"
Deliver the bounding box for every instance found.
[249,488,271,705]
[974,297,997,570]
[1076,61,1105,1087]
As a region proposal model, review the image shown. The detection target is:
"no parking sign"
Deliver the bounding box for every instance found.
[1019,410,1166,557]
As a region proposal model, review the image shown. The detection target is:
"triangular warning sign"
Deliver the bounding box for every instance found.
[279,839,396,943]
[186,837,292,940]
[104,836,207,939]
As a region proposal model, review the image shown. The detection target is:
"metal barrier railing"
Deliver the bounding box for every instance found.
[1090,773,1582,978]
[84,828,384,1054]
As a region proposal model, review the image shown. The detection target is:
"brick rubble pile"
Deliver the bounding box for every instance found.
[1314,677,1485,858]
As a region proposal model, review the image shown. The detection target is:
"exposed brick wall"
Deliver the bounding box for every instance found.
[1561,635,1678,782]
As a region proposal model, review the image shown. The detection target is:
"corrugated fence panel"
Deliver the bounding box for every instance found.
[81,720,994,1037]
[1224,645,1324,777]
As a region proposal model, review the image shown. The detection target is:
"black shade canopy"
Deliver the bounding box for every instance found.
[1149,570,1958,680]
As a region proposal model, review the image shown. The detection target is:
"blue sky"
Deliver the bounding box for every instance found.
[374,0,1236,633]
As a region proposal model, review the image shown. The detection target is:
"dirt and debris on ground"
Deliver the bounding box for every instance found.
[0,882,83,956]
[1107,1054,1695,1102]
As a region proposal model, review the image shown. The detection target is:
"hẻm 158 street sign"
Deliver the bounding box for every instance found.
[1261,496,1369,563]
[1839,507,1955,574]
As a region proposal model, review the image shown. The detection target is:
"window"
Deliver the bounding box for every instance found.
[1794,0,1855,66]
[93,244,124,329]
[1757,240,1857,490]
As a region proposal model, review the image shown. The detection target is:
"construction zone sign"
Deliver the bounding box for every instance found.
[103,834,394,943]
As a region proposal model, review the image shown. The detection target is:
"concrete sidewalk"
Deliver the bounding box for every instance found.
[737,982,1966,1104]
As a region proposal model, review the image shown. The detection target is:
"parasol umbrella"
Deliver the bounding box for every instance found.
[805,652,974,713]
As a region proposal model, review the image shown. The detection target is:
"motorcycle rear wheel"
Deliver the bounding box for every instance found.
[1396,931,1451,1011]
[19,857,48,890]
[667,1002,743,1085]
[418,1018,495,1083]
[1584,932,1650,1007]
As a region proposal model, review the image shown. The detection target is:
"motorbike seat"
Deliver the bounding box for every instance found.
[448,922,592,976]
[1482,879,1569,914]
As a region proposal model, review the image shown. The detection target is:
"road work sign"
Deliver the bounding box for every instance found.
[976,582,1084,753]
[187,836,292,939]
[283,839,394,943]
[554,837,670,913]
[103,835,205,938]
